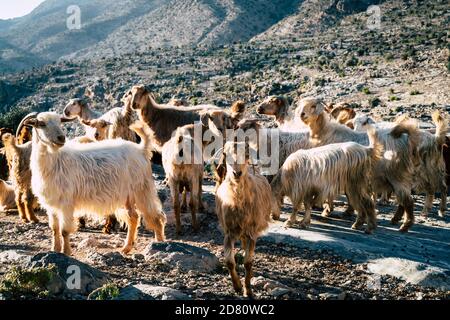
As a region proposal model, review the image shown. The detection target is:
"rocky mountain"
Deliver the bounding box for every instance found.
[0,0,303,72]
[0,0,448,131]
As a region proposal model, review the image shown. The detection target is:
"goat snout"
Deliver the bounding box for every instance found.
[178,149,184,158]
[56,135,66,145]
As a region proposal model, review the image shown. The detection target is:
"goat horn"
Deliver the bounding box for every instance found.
[60,116,77,123]
[16,112,38,137]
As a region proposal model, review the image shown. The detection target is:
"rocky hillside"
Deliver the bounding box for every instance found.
[0,0,448,132]
[0,0,302,72]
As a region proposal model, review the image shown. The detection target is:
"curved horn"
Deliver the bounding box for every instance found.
[61,116,77,123]
[16,112,38,137]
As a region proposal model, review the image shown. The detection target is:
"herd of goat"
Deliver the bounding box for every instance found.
[0,85,449,297]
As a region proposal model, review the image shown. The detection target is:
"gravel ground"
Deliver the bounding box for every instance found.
[0,166,448,300]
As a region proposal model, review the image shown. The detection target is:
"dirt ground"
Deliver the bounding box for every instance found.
[0,165,449,300]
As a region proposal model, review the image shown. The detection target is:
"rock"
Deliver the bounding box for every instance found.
[143,241,219,273]
[26,252,108,296]
[270,287,291,297]
[0,250,33,264]
[85,251,129,266]
[367,258,450,291]
[77,236,100,250]
[115,283,190,300]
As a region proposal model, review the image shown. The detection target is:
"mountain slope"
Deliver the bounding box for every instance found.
[0,0,302,71]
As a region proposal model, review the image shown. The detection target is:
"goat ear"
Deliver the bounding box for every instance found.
[314,101,325,115]
[23,118,40,127]
[208,117,223,137]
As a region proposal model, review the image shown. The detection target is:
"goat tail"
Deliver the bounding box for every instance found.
[130,121,154,160]
[390,119,421,163]
[367,126,383,163]
[431,110,448,147]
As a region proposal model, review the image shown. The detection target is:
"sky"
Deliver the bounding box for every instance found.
[0,0,46,20]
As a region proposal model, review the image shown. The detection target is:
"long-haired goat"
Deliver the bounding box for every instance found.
[1,132,39,223]
[216,141,272,298]
[299,98,420,232]
[162,124,204,235]
[0,128,14,181]
[0,179,16,211]
[129,85,220,151]
[20,112,166,255]
[256,95,307,130]
[271,129,382,233]
[353,112,448,217]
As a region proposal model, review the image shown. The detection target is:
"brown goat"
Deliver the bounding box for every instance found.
[215,141,272,298]
[0,128,14,181]
[0,179,16,211]
[162,124,204,234]
[129,85,219,151]
[1,133,39,223]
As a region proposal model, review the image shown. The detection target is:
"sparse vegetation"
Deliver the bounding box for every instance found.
[0,265,56,300]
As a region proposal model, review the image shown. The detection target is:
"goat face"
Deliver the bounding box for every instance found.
[81,119,111,141]
[130,85,148,110]
[23,112,70,150]
[353,115,376,132]
[223,142,251,181]
[298,98,325,125]
[256,96,284,117]
[169,97,189,107]
[63,99,84,118]
[1,133,15,147]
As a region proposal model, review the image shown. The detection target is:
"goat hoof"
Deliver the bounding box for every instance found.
[321,211,330,218]
[438,210,445,218]
[299,223,309,229]
[351,223,363,230]
[102,227,112,235]
[399,224,410,233]
[244,288,254,299]
[283,220,294,228]
[121,246,132,255]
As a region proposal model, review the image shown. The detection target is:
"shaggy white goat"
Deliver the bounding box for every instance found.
[21,112,166,255]
[298,98,421,232]
[271,129,382,233]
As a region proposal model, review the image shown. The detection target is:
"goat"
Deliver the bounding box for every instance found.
[299,98,421,232]
[169,97,189,107]
[1,132,39,223]
[0,179,16,211]
[64,96,137,142]
[20,112,166,255]
[162,124,203,234]
[271,128,382,233]
[129,85,220,151]
[0,128,14,181]
[215,141,272,298]
[444,136,450,192]
[353,112,448,217]
[256,95,306,130]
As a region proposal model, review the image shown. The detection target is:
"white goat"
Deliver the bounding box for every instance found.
[271,128,383,233]
[21,112,166,255]
[299,98,421,232]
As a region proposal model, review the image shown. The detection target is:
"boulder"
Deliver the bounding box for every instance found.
[143,241,219,273]
[115,283,190,300]
[26,252,109,296]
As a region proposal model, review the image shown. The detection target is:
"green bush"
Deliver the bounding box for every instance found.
[0,265,56,300]
[89,283,120,301]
